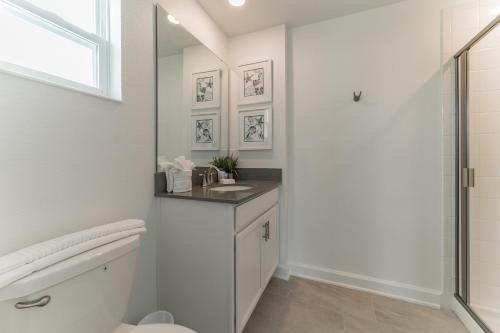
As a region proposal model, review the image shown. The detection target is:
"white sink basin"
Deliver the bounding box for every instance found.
[209,186,253,192]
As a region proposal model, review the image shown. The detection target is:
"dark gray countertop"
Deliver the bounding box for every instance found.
[155,180,281,205]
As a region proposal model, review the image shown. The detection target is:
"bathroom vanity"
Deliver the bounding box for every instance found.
[156,181,280,333]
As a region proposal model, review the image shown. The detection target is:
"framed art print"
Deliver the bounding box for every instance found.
[192,69,221,110]
[191,112,220,151]
[238,60,273,106]
[238,106,273,150]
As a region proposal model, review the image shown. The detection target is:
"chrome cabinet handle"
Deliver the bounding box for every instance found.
[262,222,270,242]
[15,295,51,309]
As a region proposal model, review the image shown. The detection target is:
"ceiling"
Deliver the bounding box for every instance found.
[196,0,406,36]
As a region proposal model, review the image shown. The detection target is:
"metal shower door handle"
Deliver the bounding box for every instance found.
[463,168,475,188]
[15,295,51,309]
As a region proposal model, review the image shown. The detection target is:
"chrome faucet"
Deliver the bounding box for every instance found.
[199,173,208,187]
[207,166,221,186]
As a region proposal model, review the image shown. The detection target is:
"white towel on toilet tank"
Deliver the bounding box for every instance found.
[0,219,146,289]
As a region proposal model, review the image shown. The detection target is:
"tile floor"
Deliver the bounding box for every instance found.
[243,277,469,333]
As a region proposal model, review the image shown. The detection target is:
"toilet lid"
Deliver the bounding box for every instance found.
[132,324,196,333]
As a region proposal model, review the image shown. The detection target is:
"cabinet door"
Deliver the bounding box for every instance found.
[236,219,262,333]
[261,205,279,288]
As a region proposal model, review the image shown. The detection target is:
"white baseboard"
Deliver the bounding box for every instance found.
[289,262,442,308]
[273,265,290,280]
[452,297,485,333]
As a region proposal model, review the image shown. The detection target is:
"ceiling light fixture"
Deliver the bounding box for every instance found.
[228,0,246,7]
[167,14,180,25]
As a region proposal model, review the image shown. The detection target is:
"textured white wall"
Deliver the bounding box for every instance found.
[288,0,457,305]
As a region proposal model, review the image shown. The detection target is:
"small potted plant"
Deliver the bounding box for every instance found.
[211,154,239,180]
[224,154,239,179]
[210,156,227,181]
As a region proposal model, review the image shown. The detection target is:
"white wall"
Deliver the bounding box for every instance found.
[228,26,289,269]
[288,0,459,306]
[0,0,228,324]
[0,0,158,323]
[228,26,287,169]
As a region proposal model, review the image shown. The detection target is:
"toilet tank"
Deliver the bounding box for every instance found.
[0,235,140,333]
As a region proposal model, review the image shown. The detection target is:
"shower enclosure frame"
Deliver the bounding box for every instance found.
[454,14,500,333]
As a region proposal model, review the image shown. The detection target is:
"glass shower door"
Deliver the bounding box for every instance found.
[456,17,500,333]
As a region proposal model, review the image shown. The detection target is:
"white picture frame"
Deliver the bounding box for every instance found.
[191,112,220,151]
[238,60,273,106]
[238,106,273,150]
[192,69,221,110]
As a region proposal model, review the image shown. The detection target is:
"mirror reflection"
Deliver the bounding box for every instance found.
[156,5,229,171]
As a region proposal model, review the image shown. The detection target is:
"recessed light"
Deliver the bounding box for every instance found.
[228,0,245,7]
[167,14,180,25]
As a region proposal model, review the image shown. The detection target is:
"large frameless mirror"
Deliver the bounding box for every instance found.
[155,5,229,171]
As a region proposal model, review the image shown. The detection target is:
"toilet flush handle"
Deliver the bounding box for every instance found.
[15,295,51,309]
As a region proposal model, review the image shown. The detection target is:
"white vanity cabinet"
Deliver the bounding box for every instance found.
[261,206,279,288]
[236,204,278,333]
[158,188,280,333]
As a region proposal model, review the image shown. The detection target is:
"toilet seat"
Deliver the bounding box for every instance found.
[131,324,196,333]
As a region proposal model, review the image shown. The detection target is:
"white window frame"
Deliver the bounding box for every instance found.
[0,0,111,97]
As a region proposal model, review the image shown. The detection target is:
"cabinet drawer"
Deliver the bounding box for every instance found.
[235,188,279,232]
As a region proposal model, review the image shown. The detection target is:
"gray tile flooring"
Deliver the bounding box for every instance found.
[243,277,469,333]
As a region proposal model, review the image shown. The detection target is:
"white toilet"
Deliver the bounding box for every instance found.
[0,230,196,333]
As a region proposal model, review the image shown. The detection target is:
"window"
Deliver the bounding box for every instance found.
[0,0,113,97]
